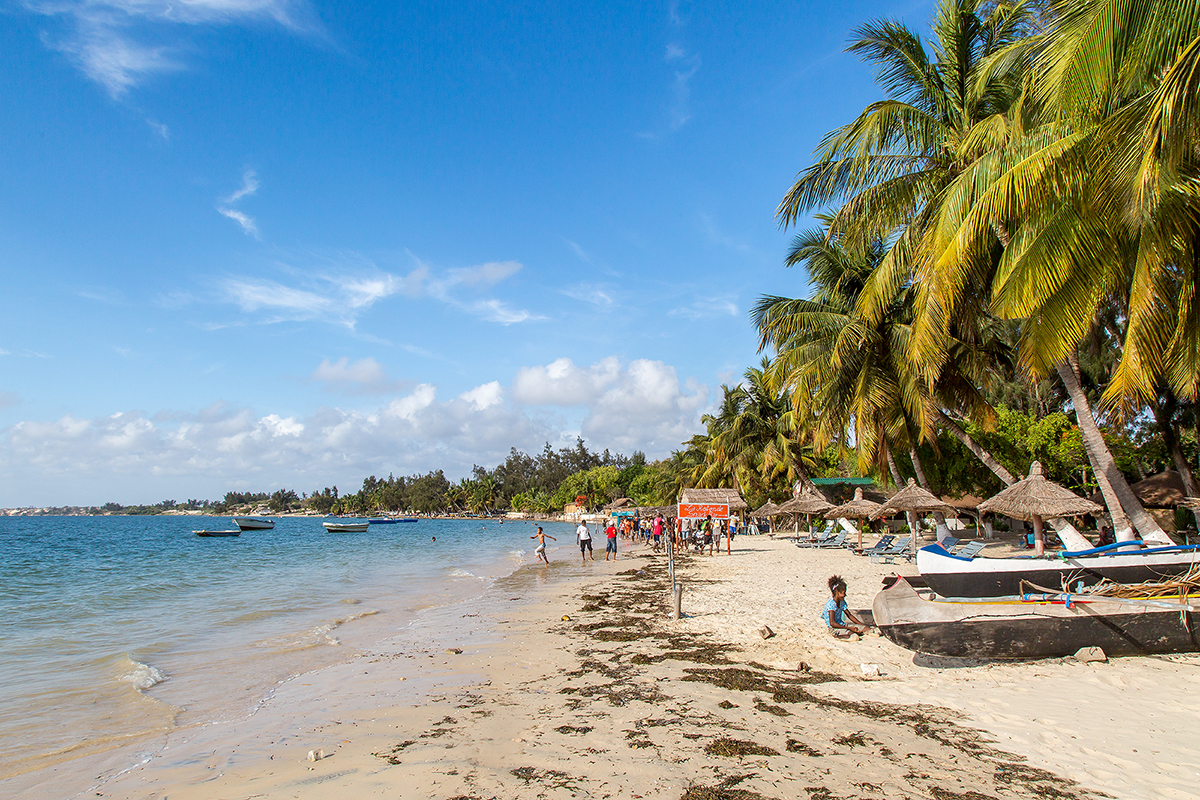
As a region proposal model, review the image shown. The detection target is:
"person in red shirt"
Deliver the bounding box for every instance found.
[605,521,618,561]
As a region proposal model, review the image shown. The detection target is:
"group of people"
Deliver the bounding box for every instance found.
[530,512,744,565]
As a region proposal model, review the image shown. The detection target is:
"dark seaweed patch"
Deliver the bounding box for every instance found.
[704,737,779,757]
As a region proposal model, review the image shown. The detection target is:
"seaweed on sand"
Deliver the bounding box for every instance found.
[784,739,822,756]
[554,725,593,734]
[373,740,417,764]
[681,786,778,800]
[753,698,790,717]
[704,737,779,757]
[509,767,579,789]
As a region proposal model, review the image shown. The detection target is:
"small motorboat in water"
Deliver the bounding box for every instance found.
[323,521,369,532]
[195,530,241,537]
[233,517,275,531]
[916,540,1200,597]
[874,576,1200,660]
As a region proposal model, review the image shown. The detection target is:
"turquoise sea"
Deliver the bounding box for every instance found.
[0,515,579,794]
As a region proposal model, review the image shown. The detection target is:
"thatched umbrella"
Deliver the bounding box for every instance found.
[871,479,955,558]
[978,461,1102,556]
[823,487,883,549]
[777,491,834,540]
[752,501,778,519]
[1181,498,1200,512]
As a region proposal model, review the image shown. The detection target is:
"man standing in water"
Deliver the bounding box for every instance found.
[576,520,593,564]
[604,519,618,561]
[530,526,556,563]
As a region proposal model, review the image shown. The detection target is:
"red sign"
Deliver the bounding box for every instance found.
[677,503,729,519]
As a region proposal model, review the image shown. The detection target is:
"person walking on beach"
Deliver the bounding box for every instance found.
[723,518,733,555]
[652,514,663,551]
[604,520,618,561]
[824,575,870,638]
[530,526,556,563]
[702,515,714,555]
[576,521,593,564]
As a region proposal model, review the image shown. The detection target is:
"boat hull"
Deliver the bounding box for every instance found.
[323,522,369,532]
[917,543,1200,597]
[195,530,241,537]
[874,578,1200,660]
[232,517,275,530]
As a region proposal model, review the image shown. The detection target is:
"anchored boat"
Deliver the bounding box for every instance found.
[194,530,241,537]
[232,517,275,531]
[323,521,369,532]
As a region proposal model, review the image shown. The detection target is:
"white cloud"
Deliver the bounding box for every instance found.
[469,299,543,325]
[511,357,622,406]
[582,360,709,453]
[458,381,503,410]
[448,260,522,288]
[223,169,259,204]
[146,119,170,140]
[0,357,712,505]
[27,1,317,97]
[310,357,404,395]
[218,207,258,236]
[218,269,415,327]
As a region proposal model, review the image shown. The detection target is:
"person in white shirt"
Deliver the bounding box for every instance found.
[576,521,593,564]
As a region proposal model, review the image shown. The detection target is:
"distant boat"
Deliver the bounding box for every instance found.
[195,530,241,537]
[368,517,419,524]
[233,517,275,531]
[874,576,1200,659]
[323,521,369,533]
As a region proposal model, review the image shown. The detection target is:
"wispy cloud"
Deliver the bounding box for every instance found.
[447,260,522,288]
[217,169,260,235]
[669,296,738,319]
[223,169,259,204]
[218,207,258,236]
[699,212,753,253]
[0,391,20,410]
[26,1,318,97]
[561,284,615,308]
[146,119,170,140]
[665,44,701,131]
[219,269,415,327]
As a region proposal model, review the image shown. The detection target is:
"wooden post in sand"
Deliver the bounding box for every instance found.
[672,583,683,619]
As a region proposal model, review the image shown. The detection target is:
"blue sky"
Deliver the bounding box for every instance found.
[0,0,933,506]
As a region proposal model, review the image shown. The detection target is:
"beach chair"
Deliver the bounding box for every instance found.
[870,536,911,563]
[951,540,986,559]
[796,531,833,548]
[938,536,959,552]
[811,533,847,549]
[858,534,895,558]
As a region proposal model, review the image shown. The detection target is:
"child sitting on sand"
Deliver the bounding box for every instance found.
[824,575,869,638]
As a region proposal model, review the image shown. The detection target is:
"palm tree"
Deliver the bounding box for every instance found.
[907,0,1200,539]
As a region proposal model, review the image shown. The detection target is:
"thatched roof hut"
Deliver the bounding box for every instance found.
[1180,497,1200,512]
[1090,470,1189,509]
[679,488,749,511]
[777,491,834,516]
[605,498,633,510]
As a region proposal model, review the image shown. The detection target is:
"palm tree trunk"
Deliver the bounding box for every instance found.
[885,446,920,556]
[909,447,948,529]
[934,410,1017,486]
[1056,351,1168,543]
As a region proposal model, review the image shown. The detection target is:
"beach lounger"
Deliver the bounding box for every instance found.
[811,533,847,549]
[795,532,834,548]
[858,535,895,557]
[950,540,987,559]
[870,536,911,563]
[938,536,959,552]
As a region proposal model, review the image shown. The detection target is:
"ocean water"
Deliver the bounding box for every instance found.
[0,515,577,791]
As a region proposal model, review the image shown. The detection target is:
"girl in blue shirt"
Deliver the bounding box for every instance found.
[823,575,869,636]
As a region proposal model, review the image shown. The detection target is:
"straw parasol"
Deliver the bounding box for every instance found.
[870,479,955,558]
[823,487,883,549]
[752,501,779,518]
[1182,498,1200,512]
[977,461,1102,556]
[776,490,833,539]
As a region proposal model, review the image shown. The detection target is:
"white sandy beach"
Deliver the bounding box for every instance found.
[58,534,1200,800]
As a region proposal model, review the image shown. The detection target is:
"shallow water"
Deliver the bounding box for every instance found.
[0,515,576,787]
